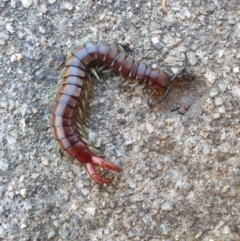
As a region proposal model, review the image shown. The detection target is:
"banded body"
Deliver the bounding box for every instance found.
[51,40,186,184]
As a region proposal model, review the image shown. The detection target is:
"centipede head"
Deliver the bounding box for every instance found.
[149,53,187,106]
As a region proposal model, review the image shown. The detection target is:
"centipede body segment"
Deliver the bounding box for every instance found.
[51,40,186,184]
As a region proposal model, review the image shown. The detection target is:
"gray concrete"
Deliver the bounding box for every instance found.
[0,0,240,240]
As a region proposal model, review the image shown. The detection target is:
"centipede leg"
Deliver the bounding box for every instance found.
[92,156,122,172]
[86,162,114,184]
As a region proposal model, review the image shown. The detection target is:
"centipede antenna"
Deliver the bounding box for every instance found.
[170,52,187,83]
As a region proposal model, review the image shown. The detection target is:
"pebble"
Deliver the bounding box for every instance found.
[232,85,240,101]
[151,36,160,44]
[81,188,89,196]
[18,31,25,40]
[146,123,154,133]
[21,223,27,229]
[63,3,73,11]
[209,88,219,97]
[11,0,17,8]
[218,106,225,114]
[21,0,33,8]
[47,230,55,239]
[214,97,223,106]
[48,0,57,4]
[10,53,23,62]
[0,185,6,196]
[205,70,217,86]
[218,83,227,93]
[99,14,106,21]
[0,228,5,239]
[221,225,231,234]
[165,119,175,126]
[221,185,229,193]
[40,4,48,13]
[6,23,15,34]
[123,219,131,229]
[218,49,224,58]
[233,67,239,73]
[85,207,96,216]
[160,224,169,236]
[20,189,27,198]
[161,202,174,211]
[71,202,80,211]
[0,160,9,171]
[41,156,49,166]
[0,39,6,45]
[187,52,198,65]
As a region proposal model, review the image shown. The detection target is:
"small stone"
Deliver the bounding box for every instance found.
[41,156,49,166]
[218,83,227,92]
[146,123,154,133]
[218,49,224,58]
[47,230,55,239]
[0,161,9,172]
[10,53,23,62]
[224,66,231,73]
[21,223,27,229]
[18,31,25,40]
[165,119,175,125]
[178,105,186,115]
[123,219,131,229]
[151,36,160,44]
[23,202,33,210]
[6,23,15,34]
[151,210,158,216]
[195,231,203,239]
[209,88,219,97]
[205,70,217,86]
[40,4,48,13]
[99,14,106,21]
[0,227,5,239]
[0,185,6,196]
[215,97,223,106]
[152,63,158,69]
[202,146,210,155]
[85,207,96,216]
[221,225,231,234]
[218,106,225,114]
[11,0,17,8]
[0,39,6,45]
[233,66,239,73]
[232,85,240,101]
[81,188,89,196]
[95,139,101,148]
[20,189,27,198]
[187,52,198,65]
[156,165,163,171]
[21,0,33,8]
[160,224,169,236]
[221,185,229,193]
[72,202,80,211]
[161,202,174,211]
[32,108,38,114]
[48,0,57,4]
[63,3,73,11]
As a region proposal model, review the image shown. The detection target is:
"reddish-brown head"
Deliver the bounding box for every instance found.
[154,71,171,90]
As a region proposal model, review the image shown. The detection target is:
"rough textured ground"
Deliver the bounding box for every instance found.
[0,0,240,240]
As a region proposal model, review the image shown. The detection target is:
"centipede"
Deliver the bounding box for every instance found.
[50,40,186,184]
